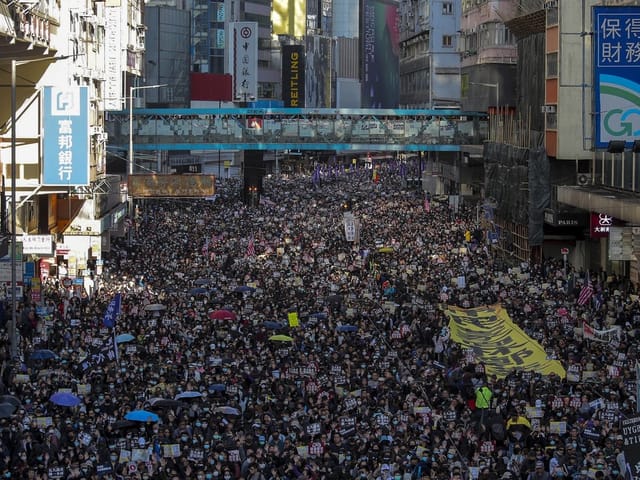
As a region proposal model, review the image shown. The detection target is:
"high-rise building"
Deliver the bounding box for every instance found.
[399,0,462,108]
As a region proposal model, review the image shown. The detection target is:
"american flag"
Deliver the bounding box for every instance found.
[246,237,255,257]
[577,273,594,305]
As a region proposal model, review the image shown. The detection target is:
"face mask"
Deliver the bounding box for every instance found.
[224,476,231,480]
[181,435,188,442]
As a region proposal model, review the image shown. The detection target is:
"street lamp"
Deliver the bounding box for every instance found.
[10,54,74,359]
[128,84,166,245]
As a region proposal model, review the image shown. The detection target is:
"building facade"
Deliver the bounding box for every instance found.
[399,0,462,109]
[0,0,145,294]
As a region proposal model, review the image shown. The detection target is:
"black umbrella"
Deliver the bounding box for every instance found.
[0,403,17,419]
[146,398,185,409]
[110,420,139,430]
[0,395,21,408]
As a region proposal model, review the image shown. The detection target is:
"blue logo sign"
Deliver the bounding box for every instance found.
[42,86,89,185]
[594,6,640,148]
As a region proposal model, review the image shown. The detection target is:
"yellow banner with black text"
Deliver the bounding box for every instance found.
[444,304,566,379]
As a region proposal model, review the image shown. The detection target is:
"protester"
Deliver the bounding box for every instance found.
[0,161,637,480]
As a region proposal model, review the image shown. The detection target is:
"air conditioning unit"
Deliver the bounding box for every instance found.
[577,173,590,186]
[541,105,556,113]
[99,132,109,142]
[90,126,103,136]
[545,0,558,9]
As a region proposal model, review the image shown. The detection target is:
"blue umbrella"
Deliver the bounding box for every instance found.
[49,391,82,407]
[309,312,328,320]
[116,333,135,344]
[263,321,284,330]
[208,384,226,393]
[336,324,359,333]
[194,278,213,286]
[124,410,160,423]
[234,285,255,293]
[189,287,209,296]
[29,349,59,361]
[175,391,203,400]
[215,406,240,416]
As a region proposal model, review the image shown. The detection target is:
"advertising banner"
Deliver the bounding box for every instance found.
[593,6,640,148]
[282,44,305,107]
[128,174,216,197]
[361,0,400,108]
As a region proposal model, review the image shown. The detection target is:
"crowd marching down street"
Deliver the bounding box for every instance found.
[0,162,639,480]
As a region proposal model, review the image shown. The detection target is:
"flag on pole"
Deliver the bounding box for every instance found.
[246,237,256,257]
[577,273,594,306]
[102,293,121,328]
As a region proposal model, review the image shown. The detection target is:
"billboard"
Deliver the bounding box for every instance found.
[361,0,400,108]
[42,86,90,186]
[282,45,306,107]
[230,22,258,100]
[305,36,332,108]
[272,0,307,38]
[128,174,216,197]
[593,6,640,148]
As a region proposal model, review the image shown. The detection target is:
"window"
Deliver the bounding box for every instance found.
[442,2,453,15]
[546,112,557,129]
[442,35,453,48]
[546,6,558,26]
[546,52,558,77]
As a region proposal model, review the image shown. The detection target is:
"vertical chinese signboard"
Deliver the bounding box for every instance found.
[593,6,640,149]
[42,86,89,186]
[230,22,258,100]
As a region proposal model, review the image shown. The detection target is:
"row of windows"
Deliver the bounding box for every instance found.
[461,23,516,53]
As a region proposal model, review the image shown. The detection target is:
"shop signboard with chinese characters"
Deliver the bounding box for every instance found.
[593,6,640,148]
[591,212,615,238]
[42,86,89,186]
[21,235,53,255]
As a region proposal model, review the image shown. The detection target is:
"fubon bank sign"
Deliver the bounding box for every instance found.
[593,6,640,148]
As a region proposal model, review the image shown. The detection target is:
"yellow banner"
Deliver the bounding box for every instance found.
[288,311,299,328]
[444,304,565,379]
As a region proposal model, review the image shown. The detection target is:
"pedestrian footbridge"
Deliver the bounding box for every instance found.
[106,107,488,152]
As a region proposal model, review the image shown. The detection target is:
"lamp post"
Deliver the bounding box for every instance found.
[128,84,166,245]
[9,55,74,359]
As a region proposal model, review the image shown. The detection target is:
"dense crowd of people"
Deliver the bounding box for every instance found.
[0,163,638,480]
